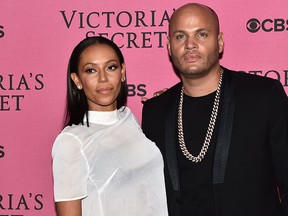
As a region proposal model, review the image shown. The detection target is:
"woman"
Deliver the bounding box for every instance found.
[52,36,168,216]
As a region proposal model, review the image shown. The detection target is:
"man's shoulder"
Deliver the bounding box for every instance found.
[144,82,182,107]
[223,67,281,88]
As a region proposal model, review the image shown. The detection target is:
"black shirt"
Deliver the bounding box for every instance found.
[177,91,218,216]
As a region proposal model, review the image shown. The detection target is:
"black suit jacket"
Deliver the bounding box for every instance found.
[142,68,288,216]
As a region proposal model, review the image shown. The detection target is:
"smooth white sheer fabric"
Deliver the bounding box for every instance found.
[52,107,168,216]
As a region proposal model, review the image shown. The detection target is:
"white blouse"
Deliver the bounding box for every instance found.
[52,107,168,216]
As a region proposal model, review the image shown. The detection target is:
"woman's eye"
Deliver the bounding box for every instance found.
[85,68,96,73]
[107,65,118,71]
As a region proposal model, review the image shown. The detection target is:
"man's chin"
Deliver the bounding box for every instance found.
[180,68,210,79]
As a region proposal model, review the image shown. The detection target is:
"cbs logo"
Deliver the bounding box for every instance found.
[0,25,4,38]
[246,18,288,33]
[127,84,146,97]
[0,145,5,158]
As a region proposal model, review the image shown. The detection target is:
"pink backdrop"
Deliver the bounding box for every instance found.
[1,0,287,215]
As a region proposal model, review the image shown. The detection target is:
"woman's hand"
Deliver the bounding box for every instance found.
[141,88,168,103]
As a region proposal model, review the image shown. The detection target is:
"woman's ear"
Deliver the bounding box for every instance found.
[121,64,126,82]
[71,73,82,90]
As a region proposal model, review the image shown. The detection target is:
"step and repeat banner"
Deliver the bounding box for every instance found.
[1,0,287,215]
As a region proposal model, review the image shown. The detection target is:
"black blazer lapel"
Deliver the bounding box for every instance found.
[213,68,239,184]
[164,83,182,192]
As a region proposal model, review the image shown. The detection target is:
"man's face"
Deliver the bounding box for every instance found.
[168,6,224,79]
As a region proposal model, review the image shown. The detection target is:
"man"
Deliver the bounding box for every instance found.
[142,3,288,216]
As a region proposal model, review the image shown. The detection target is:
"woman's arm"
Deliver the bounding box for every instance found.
[55,200,82,216]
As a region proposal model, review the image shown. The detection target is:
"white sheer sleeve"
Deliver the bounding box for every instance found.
[52,132,89,202]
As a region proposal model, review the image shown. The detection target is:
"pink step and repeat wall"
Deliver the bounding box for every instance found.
[1,0,287,215]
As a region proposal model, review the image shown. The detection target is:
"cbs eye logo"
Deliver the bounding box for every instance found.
[246,18,261,33]
[247,18,288,33]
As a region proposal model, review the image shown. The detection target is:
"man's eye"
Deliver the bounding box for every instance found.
[176,34,185,40]
[198,32,208,37]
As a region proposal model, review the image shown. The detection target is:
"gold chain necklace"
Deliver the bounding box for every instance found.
[177,72,223,163]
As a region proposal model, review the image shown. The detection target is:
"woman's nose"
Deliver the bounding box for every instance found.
[98,71,108,83]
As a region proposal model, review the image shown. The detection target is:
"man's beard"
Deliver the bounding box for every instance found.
[172,54,218,80]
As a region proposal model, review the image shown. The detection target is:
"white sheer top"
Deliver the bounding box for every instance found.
[52,107,168,216]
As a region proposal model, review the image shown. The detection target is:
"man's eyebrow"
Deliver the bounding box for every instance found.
[172,28,211,35]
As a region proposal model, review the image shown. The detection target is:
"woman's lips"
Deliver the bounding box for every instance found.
[97,87,113,94]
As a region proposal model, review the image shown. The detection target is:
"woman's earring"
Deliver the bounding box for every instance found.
[77,85,82,90]
[121,77,126,82]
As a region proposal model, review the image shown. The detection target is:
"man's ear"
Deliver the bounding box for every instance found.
[218,32,224,54]
[167,37,172,56]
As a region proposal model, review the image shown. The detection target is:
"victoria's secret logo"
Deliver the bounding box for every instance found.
[0,193,44,216]
[0,73,44,111]
[60,9,175,48]
[241,69,288,87]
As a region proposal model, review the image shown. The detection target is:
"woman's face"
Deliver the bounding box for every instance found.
[71,44,125,111]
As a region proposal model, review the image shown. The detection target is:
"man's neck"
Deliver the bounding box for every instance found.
[181,67,223,97]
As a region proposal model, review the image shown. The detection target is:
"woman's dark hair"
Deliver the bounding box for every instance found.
[64,36,128,127]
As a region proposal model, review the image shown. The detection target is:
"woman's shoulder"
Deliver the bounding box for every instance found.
[53,124,91,147]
